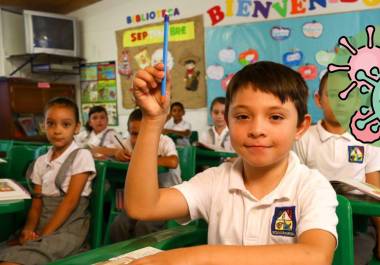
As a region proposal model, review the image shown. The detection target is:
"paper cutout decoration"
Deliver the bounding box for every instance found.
[183,58,201,91]
[271,26,291,41]
[221,73,235,91]
[218,48,236,63]
[118,48,133,78]
[207,64,224,80]
[282,50,303,67]
[151,48,174,70]
[315,50,336,66]
[303,21,323,38]
[239,49,259,65]
[134,49,151,69]
[298,64,318,80]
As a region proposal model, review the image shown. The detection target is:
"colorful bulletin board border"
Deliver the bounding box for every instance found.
[80,61,118,126]
[205,8,380,124]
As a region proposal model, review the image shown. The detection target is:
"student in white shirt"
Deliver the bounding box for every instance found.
[163,102,192,146]
[109,108,181,242]
[123,61,338,265]
[75,105,119,157]
[199,97,234,152]
[293,72,380,265]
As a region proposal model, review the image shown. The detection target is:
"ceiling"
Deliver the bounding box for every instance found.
[0,0,102,14]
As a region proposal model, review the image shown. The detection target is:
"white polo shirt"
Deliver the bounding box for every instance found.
[174,151,338,245]
[75,128,119,148]
[293,120,380,182]
[164,118,191,146]
[199,126,234,153]
[120,134,181,187]
[31,141,96,197]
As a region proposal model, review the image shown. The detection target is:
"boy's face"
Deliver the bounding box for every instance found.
[315,81,340,126]
[171,105,184,123]
[211,102,226,129]
[128,120,141,148]
[45,105,80,151]
[227,87,309,169]
[89,111,108,134]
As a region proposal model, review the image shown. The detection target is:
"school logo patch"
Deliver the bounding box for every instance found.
[348,146,364,163]
[271,206,296,237]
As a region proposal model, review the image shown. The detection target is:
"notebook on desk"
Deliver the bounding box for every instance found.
[92,246,162,265]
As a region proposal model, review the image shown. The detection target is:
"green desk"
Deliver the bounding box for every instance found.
[49,225,208,265]
[345,194,380,216]
[0,199,27,214]
[196,148,237,168]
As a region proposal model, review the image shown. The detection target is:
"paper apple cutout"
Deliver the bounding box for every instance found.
[282,50,303,67]
[315,50,335,66]
[303,21,323,38]
[218,48,236,63]
[298,64,318,80]
[271,26,291,41]
[239,49,259,65]
[221,73,235,91]
[206,64,224,80]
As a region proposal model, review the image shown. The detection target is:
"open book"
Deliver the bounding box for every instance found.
[330,177,380,200]
[0,179,31,201]
[93,247,162,265]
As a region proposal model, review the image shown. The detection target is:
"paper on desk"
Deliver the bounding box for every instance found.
[0,158,7,163]
[92,247,162,265]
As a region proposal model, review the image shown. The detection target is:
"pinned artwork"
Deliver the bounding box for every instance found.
[270,26,291,41]
[218,48,236,63]
[182,56,201,91]
[221,73,235,91]
[151,48,174,70]
[118,48,133,78]
[282,50,303,67]
[239,49,259,65]
[206,64,224,80]
[315,50,336,66]
[303,21,323,38]
[134,49,151,69]
[298,64,318,80]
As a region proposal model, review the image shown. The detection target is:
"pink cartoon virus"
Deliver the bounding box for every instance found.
[328,25,380,143]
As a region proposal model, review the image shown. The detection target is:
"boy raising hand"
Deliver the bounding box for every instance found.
[126,62,338,265]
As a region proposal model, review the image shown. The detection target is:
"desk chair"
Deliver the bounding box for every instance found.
[189,131,198,145]
[0,139,13,158]
[176,146,196,181]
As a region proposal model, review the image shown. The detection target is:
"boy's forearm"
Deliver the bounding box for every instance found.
[24,198,42,231]
[125,117,165,218]
[157,156,178,169]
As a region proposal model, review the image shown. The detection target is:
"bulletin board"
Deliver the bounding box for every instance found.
[116,15,206,109]
[205,8,380,123]
[80,61,118,125]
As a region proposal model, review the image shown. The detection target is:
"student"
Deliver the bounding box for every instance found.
[124,61,338,265]
[163,101,191,146]
[0,97,96,265]
[199,96,234,152]
[109,108,181,243]
[75,105,119,157]
[293,72,380,265]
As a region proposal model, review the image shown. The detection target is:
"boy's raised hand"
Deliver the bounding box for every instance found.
[132,63,171,120]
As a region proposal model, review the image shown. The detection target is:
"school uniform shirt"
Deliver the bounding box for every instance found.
[199,126,234,152]
[164,118,191,146]
[293,120,380,182]
[75,128,118,148]
[121,134,182,187]
[31,141,96,197]
[174,151,338,245]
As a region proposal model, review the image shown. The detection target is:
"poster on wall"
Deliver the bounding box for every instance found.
[116,15,206,109]
[205,8,380,123]
[80,62,118,125]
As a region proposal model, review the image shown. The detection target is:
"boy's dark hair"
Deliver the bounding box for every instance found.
[318,71,329,97]
[44,97,79,123]
[85,105,108,132]
[225,61,309,126]
[128,108,143,128]
[170,101,185,112]
[210,97,226,112]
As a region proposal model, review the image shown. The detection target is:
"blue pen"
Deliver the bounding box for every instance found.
[162,14,169,98]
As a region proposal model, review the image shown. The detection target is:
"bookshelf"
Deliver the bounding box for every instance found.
[0,77,75,142]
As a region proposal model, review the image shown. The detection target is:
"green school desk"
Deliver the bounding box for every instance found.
[0,199,27,214]
[49,225,208,265]
[196,148,237,168]
[344,194,380,216]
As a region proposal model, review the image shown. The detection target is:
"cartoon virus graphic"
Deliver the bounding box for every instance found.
[328,25,380,144]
